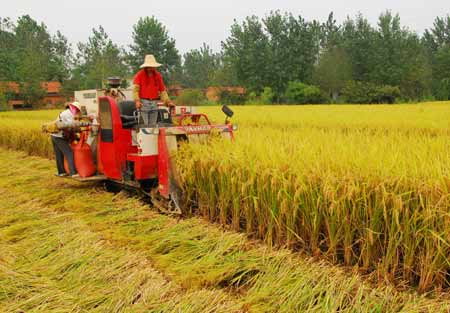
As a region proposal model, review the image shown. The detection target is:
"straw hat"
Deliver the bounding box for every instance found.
[140,54,162,68]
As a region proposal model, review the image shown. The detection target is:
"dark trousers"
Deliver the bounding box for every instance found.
[51,136,77,175]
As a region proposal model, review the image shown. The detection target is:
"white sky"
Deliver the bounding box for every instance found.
[2,0,449,54]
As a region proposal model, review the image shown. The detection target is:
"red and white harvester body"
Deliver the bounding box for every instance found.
[97,96,234,210]
[69,95,236,214]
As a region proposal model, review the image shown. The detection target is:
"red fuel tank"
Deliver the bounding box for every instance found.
[73,133,96,178]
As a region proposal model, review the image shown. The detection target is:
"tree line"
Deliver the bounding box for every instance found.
[0,12,449,107]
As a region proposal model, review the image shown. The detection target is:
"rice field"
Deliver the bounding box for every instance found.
[180,102,450,292]
[1,102,449,294]
[1,148,449,312]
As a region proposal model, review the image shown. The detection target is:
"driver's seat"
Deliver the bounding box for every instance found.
[118,100,137,128]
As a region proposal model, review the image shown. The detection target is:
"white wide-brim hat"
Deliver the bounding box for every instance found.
[140,54,162,68]
[67,101,81,111]
[70,101,81,110]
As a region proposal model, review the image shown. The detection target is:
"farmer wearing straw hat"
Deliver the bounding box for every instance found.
[48,102,82,177]
[133,54,171,109]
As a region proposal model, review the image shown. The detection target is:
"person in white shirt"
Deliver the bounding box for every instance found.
[51,102,82,177]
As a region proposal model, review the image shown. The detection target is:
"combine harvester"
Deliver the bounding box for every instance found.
[51,78,237,214]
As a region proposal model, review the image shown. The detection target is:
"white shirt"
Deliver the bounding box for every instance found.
[51,109,74,138]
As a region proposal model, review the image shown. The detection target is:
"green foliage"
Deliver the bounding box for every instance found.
[245,87,274,105]
[263,12,322,97]
[176,89,206,106]
[182,44,220,88]
[434,78,450,100]
[0,88,8,111]
[340,14,377,83]
[1,13,450,103]
[222,16,269,94]
[342,81,375,104]
[222,12,322,98]
[0,18,18,81]
[75,26,128,90]
[423,16,450,100]
[0,15,72,106]
[284,81,326,104]
[218,90,247,105]
[377,85,402,103]
[48,31,73,82]
[208,60,238,87]
[245,91,258,105]
[128,16,181,84]
[342,81,401,104]
[260,87,275,104]
[19,81,46,107]
[314,47,352,101]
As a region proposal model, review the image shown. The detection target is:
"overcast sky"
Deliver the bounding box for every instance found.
[2,0,449,54]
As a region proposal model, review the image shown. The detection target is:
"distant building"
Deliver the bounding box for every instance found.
[205,86,246,102]
[41,82,66,108]
[168,84,183,97]
[0,81,67,109]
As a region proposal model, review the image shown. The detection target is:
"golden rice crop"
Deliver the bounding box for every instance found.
[0,111,53,158]
[178,102,450,292]
[1,102,450,292]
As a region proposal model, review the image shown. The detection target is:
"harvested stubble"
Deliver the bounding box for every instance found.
[1,148,449,312]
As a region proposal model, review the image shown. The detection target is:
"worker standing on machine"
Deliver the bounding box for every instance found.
[50,102,82,177]
[133,54,171,110]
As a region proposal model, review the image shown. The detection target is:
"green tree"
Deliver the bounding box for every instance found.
[208,57,238,86]
[75,26,128,89]
[14,15,53,106]
[284,81,326,104]
[340,12,430,100]
[222,16,270,93]
[0,15,72,106]
[49,31,73,82]
[260,86,275,104]
[0,86,8,111]
[182,43,220,88]
[264,12,322,97]
[128,16,181,83]
[341,81,401,104]
[0,17,18,81]
[321,12,341,49]
[176,89,206,106]
[371,12,406,85]
[223,12,324,99]
[399,41,432,100]
[433,46,450,99]
[313,47,352,101]
[423,15,450,99]
[340,14,378,82]
[423,15,450,50]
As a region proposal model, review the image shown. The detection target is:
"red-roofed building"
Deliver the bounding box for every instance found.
[0,81,67,109]
[40,81,66,108]
[205,86,246,102]
[168,84,183,97]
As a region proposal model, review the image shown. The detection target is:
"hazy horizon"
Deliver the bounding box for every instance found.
[2,0,448,54]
